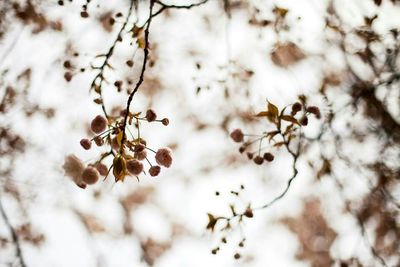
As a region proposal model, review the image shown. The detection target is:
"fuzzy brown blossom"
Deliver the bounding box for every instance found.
[62,154,86,188]
[230,129,244,143]
[155,148,173,168]
[81,166,100,185]
[90,115,108,134]
[126,159,144,176]
[145,109,157,122]
[80,138,91,150]
[149,165,161,177]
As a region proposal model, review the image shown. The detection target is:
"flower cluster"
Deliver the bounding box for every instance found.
[63,109,172,188]
[229,96,320,165]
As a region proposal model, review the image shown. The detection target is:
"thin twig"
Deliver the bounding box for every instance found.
[0,198,26,267]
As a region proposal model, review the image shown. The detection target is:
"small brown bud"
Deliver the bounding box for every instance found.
[306,106,321,119]
[80,138,91,150]
[291,102,302,115]
[253,155,264,165]
[94,136,104,146]
[64,72,72,82]
[234,253,241,260]
[134,150,147,161]
[300,116,308,126]
[63,60,71,68]
[91,115,108,134]
[149,165,161,177]
[145,109,157,122]
[96,163,108,176]
[155,148,173,168]
[126,159,144,176]
[263,152,274,162]
[133,143,145,152]
[246,152,254,160]
[81,166,99,185]
[161,118,169,126]
[230,129,244,143]
[244,208,253,218]
[80,11,89,18]
[239,146,246,153]
[126,60,134,67]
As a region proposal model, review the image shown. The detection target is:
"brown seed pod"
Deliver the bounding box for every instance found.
[291,102,302,115]
[149,165,161,177]
[126,159,144,176]
[230,129,244,143]
[80,138,91,150]
[81,166,100,185]
[155,148,173,168]
[91,115,108,134]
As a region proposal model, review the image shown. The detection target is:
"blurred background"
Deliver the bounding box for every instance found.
[0,0,399,266]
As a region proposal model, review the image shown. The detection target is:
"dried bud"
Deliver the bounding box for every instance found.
[155,148,173,168]
[149,165,161,177]
[263,152,274,162]
[96,163,108,176]
[244,208,253,218]
[81,166,99,185]
[134,150,147,161]
[246,152,254,160]
[80,11,89,18]
[63,154,85,187]
[113,155,127,182]
[126,60,134,67]
[300,116,308,126]
[126,159,144,176]
[161,118,169,126]
[234,253,241,260]
[80,138,91,150]
[91,115,108,134]
[133,143,145,152]
[253,155,264,165]
[306,106,321,119]
[230,129,244,143]
[239,146,246,153]
[94,136,104,146]
[145,109,157,122]
[291,102,302,115]
[64,72,72,82]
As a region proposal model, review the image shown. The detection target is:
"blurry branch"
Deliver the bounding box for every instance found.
[90,0,136,118]
[151,0,209,18]
[0,199,26,267]
[330,172,389,267]
[120,0,155,149]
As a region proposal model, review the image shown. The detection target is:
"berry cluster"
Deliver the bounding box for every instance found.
[63,109,172,188]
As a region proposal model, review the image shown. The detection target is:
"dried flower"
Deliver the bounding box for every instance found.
[126,159,144,176]
[94,136,104,146]
[91,115,108,134]
[80,138,91,150]
[63,154,85,188]
[96,163,108,176]
[300,116,308,126]
[81,166,100,185]
[149,165,161,177]
[230,129,244,143]
[155,147,173,168]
